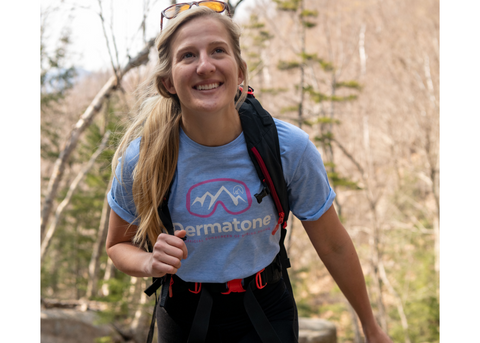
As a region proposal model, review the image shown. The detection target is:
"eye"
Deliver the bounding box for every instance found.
[213,47,226,54]
[182,52,195,59]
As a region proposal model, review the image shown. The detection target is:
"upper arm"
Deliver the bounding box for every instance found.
[301,205,352,258]
[106,209,139,254]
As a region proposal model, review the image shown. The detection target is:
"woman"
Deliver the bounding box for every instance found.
[106,3,392,343]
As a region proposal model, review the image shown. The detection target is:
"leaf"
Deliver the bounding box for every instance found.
[273,0,300,11]
[335,80,363,90]
[260,88,288,95]
[280,105,300,113]
[327,172,362,190]
[318,59,335,72]
[300,52,318,61]
[314,117,342,125]
[330,94,358,102]
[259,30,274,40]
[277,60,301,70]
[301,9,319,17]
[302,21,317,28]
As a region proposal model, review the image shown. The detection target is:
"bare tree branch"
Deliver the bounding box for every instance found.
[97,0,120,82]
[378,260,411,343]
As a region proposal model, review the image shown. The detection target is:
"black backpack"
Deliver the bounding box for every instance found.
[144,88,298,343]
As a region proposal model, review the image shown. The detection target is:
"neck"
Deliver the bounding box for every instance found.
[181,107,242,147]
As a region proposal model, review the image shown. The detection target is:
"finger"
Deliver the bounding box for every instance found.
[174,229,187,239]
[174,230,189,259]
[155,243,185,262]
[150,258,180,276]
[155,232,188,260]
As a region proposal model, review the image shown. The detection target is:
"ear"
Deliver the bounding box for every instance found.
[237,61,246,85]
[162,77,176,94]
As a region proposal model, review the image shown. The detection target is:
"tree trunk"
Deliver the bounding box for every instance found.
[41,131,111,263]
[101,257,115,297]
[86,180,112,299]
[41,38,155,241]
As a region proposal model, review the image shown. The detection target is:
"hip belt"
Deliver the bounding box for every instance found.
[168,255,283,297]
[169,255,287,343]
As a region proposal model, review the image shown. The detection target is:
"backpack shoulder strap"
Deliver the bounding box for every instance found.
[238,94,290,235]
[239,92,298,340]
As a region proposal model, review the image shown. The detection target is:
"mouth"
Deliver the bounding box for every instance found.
[194,82,223,91]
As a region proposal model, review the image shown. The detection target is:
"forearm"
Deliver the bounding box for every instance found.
[107,242,156,278]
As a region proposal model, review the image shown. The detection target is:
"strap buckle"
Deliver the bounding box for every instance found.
[255,268,267,289]
[221,279,246,294]
[189,282,202,294]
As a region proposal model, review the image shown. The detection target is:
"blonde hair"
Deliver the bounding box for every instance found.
[112,6,249,248]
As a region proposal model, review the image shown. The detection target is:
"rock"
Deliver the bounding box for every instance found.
[298,317,337,343]
[41,309,336,343]
[41,308,122,343]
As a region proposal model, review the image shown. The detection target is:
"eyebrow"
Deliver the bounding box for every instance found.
[176,40,229,53]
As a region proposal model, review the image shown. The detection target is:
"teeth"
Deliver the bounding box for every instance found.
[196,83,219,90]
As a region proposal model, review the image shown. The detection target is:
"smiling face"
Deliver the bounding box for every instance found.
[162,16,244,120]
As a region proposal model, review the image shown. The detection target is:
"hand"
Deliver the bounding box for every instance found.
[148,230,188,277]
[364,323,393,343]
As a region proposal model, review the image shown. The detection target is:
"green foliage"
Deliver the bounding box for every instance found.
[318,59,335,72]
[314,132,334,145]
[301,9,318,17]
[380,176,439,342]
[41,95,127,301]
[260,88,288,95]
[95,337,114,343]
[41,27,77,109]
[304,117,341,126]
[277,60,301,70]
[334,80,363,90]
[300,52,318,61]
[245,14,265,29]
[330,94,359,102]
[280,105,300,113]
[327,172,362,190]
[273,0,300,12]
[259,30,274,40]
[302,21,316,28]
[307,90,331,103]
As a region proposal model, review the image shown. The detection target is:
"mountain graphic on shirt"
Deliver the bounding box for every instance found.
[192,186,247,210]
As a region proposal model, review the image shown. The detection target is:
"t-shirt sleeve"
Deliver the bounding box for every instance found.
[107,138,141,225]
[275,119,336,221]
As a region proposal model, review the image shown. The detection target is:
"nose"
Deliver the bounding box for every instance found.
[196,53,215,76]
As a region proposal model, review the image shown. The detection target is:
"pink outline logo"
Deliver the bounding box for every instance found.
[186,178,252,218]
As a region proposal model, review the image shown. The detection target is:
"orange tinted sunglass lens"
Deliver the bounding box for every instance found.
[164,4,191,18]
[199,2,225,12]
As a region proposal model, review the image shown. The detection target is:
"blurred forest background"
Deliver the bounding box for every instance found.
[40,0,439,342]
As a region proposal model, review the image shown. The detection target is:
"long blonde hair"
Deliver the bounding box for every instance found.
[112,6,250,249]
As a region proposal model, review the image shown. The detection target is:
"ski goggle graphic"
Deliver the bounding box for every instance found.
[186,178,252,218]
[160,1,231,30]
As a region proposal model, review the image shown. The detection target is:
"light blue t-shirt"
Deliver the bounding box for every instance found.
[108,118,335,283]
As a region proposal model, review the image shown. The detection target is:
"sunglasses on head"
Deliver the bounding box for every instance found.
[161,1,231,30]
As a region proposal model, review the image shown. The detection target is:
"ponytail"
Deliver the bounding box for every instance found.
[132,96,181,248]
[112,82,181,249]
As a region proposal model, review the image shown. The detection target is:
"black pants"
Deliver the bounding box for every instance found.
[156,278,297,343]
